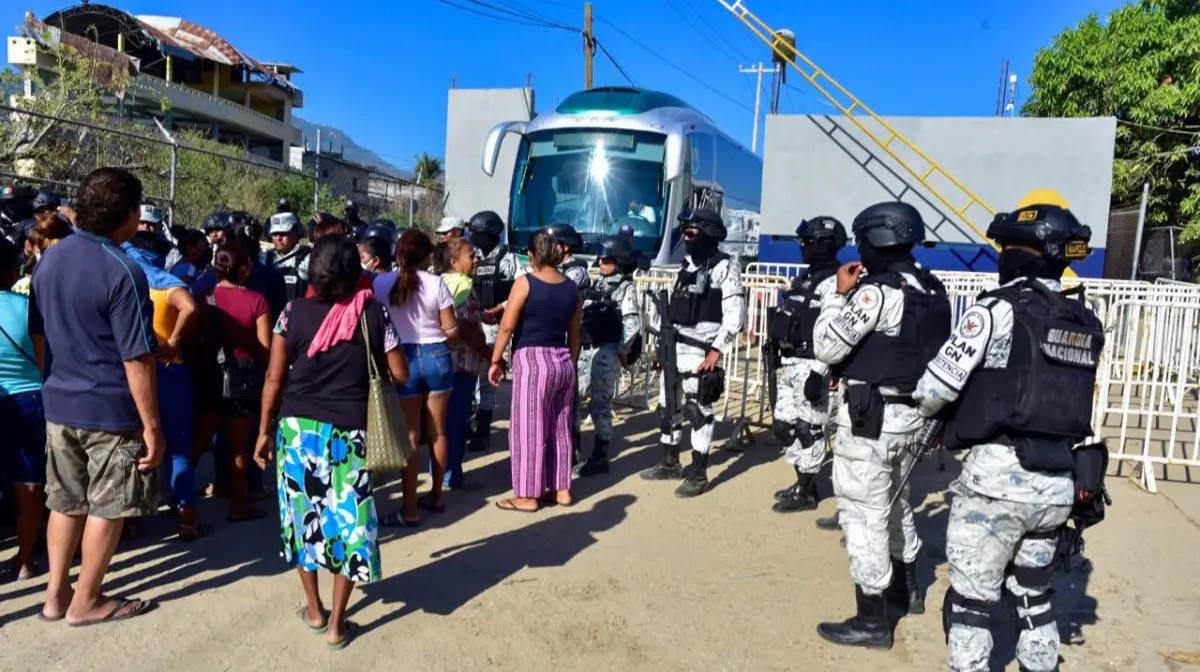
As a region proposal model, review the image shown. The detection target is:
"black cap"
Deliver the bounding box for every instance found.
[852,202,926,249]
[678,208,727,241]
[987,204,1092,262]
[796,216,847,248]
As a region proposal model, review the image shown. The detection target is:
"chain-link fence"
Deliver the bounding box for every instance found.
[1,102,442,231]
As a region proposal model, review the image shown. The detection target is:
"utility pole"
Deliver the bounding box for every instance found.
[739,63,767,153]
[583,2,594,89]
[313,128,321,212]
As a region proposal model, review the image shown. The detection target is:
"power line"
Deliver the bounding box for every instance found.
[1117,118,1200,137]
[458,0,577,31]
[677,0,756,64]
[595,39,637,87]
[431,0,552,28]
[665,0,744,65]
[595,16,753,113]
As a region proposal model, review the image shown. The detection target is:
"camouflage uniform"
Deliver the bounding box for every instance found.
[813,270,933,596]
[577,274,641,442]
[774,273,838,474]
[915,278,1075,672]
[654,255,744,456]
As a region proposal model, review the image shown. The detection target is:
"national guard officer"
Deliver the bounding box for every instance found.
[640,208,745,498]
[468,209,525,452]
[913,191,1103,672]
[264,211,311,303]
[575,235,644,477]
[768,216,846,513]
[543,222,591,292]
[811,201,951,648]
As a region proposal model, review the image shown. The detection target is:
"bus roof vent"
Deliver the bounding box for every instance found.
[556,88,693,115]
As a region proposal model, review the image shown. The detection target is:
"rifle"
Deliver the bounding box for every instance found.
[888,418,944,508]
[764,307,780,410]
[647,289,683,436]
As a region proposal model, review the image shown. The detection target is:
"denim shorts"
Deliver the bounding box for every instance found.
[396,341,453,398]
[0,390,46,485]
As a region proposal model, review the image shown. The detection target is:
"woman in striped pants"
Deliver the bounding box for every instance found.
[488,231,582,512]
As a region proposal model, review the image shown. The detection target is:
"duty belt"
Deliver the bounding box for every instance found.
[882,394,917,407]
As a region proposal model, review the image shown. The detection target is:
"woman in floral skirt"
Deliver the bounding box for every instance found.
[255,234,408,649]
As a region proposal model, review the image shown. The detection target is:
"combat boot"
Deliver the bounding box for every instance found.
[772,472,817,513]
[773,466,804,500]
[674,451,709,498]
[577,438,610,477]
[816,586,893,650]
[884,558,925,615]
[640,443,682,480]
[815,511,841,531]
[468,410,493,452]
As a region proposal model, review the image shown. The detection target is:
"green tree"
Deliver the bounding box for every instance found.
[412,152,443,185]
[1024,0,1200,238]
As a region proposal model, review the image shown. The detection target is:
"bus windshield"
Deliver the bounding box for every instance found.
[508,129,667,256]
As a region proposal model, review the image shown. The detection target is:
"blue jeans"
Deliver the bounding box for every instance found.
[159,363,196,508]
[441,371,478,488]
[396,342,453,399]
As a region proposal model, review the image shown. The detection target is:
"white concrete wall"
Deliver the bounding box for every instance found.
[443,88,534,222]
[761,115,1117,246]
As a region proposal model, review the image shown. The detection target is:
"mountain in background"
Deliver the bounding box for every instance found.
[293,116,410,179]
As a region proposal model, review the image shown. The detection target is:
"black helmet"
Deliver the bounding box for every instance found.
[852,202,925,249]
[276,197,293,214]
[678,208,727,242]
[468,210,505,237]
[362,223,396,244]
[988,203,1092,262]
[370,218,398,232]
[595,235,637,266]
[203,211,230,232]
[796,216,847,249]
[541,223,583,252]
[32,190,62,212]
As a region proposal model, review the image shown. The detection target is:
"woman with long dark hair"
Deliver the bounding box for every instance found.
[374,229,458,526]
[255,235,408,649]
[488,231,582,512]
[193,236,271,521]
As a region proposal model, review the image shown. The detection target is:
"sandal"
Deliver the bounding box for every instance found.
[296,605,328,633]
[67,597,156,627]
[327,621,358,650]
[380,512,421,528]
[176,522,212,542]
[495,498,538,513]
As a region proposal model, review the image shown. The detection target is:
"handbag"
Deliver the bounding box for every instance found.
[361,309,413,473]
[206,293,265,403]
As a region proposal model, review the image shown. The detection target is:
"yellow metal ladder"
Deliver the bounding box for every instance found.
[715,0,1081,275]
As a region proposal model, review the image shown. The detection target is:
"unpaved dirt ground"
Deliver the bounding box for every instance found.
[2,386,1199,672]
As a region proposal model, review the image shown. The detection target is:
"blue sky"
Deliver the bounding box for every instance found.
[13,0,1128,171]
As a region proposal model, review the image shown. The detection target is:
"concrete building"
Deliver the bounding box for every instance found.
[7,4,303,161]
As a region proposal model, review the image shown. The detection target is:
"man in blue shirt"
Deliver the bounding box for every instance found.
[30,167,163,626]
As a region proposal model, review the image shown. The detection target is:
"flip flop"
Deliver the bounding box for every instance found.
[326,621,357,650]
[417,494,446,514]
[296,605,328,633]
[67,597,156,627]
[380,513,421,528]
[495,498,538,513]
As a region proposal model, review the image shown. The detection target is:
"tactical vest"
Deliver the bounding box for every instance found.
[667,253,729,327]
[474,246,515,310]
[581,278,629,346]
[769,265,837,359]
[947,280,1103,445]
[270,246,310,303]
[839,268,952,391]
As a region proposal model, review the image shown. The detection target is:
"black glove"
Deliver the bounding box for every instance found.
[803,372,826,403]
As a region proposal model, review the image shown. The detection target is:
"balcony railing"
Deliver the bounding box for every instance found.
[130,76,300,145]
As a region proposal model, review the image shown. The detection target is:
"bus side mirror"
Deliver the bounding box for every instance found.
[482,121,528,177]
[664,133,684,182]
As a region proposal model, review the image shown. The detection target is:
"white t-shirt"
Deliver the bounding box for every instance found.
[378,270,454,344]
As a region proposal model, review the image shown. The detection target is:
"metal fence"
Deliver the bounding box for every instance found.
[0,102,442,229]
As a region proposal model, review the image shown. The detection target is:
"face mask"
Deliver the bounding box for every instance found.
[684,235,718,261]
[800,239,839,268]
[998,250,1046,284]
[472,232,498,255]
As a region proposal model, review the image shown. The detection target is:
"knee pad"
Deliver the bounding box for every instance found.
[1005,570,1057,632]
[771,419,796,446]
[943,587,997,642]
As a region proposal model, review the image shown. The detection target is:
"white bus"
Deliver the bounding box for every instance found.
[482,87,761,266]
